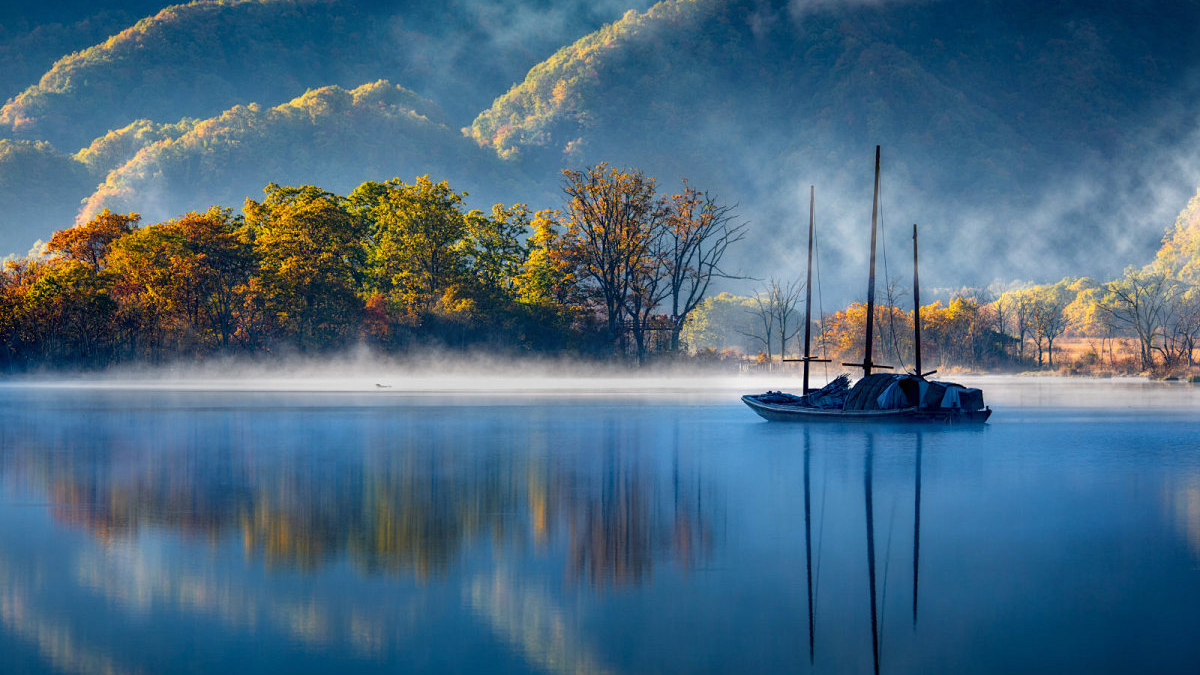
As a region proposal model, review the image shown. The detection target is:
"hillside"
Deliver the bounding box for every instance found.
[0,0,656,151]
[1155,188,1200,284]
[470,0,1200,292]
[78,81,519,225]
[0,141,96,256]
[0,10,153,106]
[0,0,395,150]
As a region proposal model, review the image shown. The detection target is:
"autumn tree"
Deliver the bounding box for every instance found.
[516,210,577,309]
[1030,282,1072,368]
[22,259,117,364]
[462,204,529,299]
[561,164,668,353]
[107,207,253,353]
[45,210,140,271]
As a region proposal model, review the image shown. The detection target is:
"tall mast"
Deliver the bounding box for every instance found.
[803,185,815,393]
[863,146,881,377]
[913,223,923,377]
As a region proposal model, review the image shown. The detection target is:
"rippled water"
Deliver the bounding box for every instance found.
[0,377,1198,675]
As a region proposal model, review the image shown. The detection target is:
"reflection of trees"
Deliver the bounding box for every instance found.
[4,426,715,586]
[564,449,713,588]
[567,455,654,587]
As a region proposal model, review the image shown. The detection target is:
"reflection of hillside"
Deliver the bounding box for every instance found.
[5,429,715,586]
[0,559,140,675]
[1166,473,1200,564]
[467,570,617,675]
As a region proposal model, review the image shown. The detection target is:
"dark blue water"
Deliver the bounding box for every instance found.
[0,379,1198,675]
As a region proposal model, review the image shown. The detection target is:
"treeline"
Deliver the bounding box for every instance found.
[0,165,741,369]
[685,263,1200,375]
[684,186,1200,375]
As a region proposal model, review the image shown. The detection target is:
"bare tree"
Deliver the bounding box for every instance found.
[1031,290,1070,368]
[881,276,910,367]
[741,277,803,361]
[1014,292,1036,361]
[623,220,672,364]
[773,278,805,359]
[1163,284,1200,368]
[1097,268,1175,370]
[663,183,746,351]
[743,290,776,360]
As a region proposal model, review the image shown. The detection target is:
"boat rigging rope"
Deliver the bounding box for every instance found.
[814,203,829,385]
[877,166,910,373]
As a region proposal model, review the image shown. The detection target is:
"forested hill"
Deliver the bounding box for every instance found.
[470,0,1200,291]
[79,81,516,225]
[4,0,1200,294]
[0,0,650,256]
[0,0,657,150]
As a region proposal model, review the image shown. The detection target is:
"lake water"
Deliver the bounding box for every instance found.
[0,376,1198,674]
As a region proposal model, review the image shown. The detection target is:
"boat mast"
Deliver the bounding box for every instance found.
[862,146,882,377]
[803,186,815,393]
[841,146,891,376]
[784,185,829,385]
[913,223,922,377]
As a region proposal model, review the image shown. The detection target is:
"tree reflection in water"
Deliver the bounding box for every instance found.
[0,402,717,587]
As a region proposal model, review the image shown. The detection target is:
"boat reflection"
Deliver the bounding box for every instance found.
[801,428,925,674]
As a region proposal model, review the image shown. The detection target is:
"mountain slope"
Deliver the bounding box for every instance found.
[0,0,658,151]
[78,81,518,226]
[0,141,95,257]
[470,0,1200,291]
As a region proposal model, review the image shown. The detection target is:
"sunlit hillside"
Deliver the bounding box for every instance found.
[471,0,1200,290]
[79,81,518,225]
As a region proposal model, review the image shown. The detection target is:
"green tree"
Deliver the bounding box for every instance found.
[462,204,529,297]
[352,177,468,315]
[244,184,365,350]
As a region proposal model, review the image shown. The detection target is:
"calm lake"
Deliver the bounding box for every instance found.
[0,377,1198,674]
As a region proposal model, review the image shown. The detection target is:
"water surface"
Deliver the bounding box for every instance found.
[0,378,1198,674]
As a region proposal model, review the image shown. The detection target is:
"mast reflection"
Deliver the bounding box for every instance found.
[803,428,815,664]
[865,435,880,675]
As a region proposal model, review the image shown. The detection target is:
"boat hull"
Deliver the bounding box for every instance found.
[741,395,992,425]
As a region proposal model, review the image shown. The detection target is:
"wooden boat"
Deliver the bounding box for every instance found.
[742,147,992,424]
